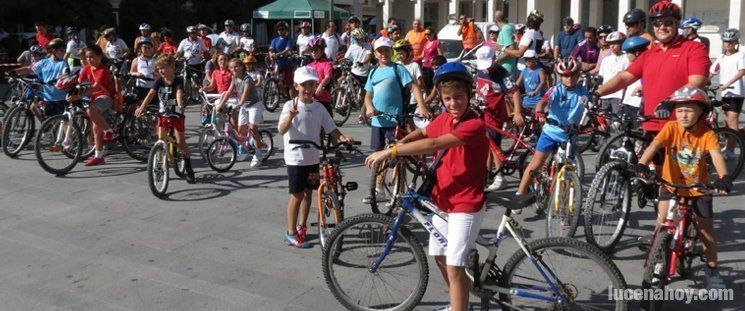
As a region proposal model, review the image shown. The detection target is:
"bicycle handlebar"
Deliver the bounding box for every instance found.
[289,139,362,152]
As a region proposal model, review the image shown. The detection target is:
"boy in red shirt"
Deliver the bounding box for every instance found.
[306,38,335,116]
[365,62,488,311]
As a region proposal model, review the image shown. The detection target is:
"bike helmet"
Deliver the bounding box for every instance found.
[55,73,78,91]
[351,28,366,40]
[514,24,526,32]
[554,57,581,75]
[224,19,235,26]
[527,10,544,24]
[667,86,711,113]
[65,26,77,35]
[649,0,682,20]
[562,16,574,26]
[721,28,740,42]
[276,21,289,30]
[47,38,66,50]
[597,24,615,35]
[605,31,627,44]
[139,23,151,31]
[243,54,257,64]
[29,44,44,55]
[387,24,399,34]
[102,27,116,37]
[240,23,251,32]
[621,36,651,53]
[681,17,702,30]
[308,37,326,50]
[186,25,197,33]
[623,8,647,24]
[138,38,153,47]
[392,39,412,51]
[348,16,361,23]
[433,62,473,90]
[198,24,209,30]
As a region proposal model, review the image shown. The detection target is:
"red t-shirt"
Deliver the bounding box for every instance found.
[202,37,212,49]
[476,66,517,128]
[36,32,55,48]
[79,65,115,99]
[626,36,711,132]
[425,111,489,213]
[157,41,178,55]
[308,58,333,103]
[211,69,233,94]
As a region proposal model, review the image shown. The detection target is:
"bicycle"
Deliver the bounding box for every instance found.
[2,74,49,158]
[288,138,361,249]
[146,109,188,198]
[196,91,222,162]
[321,189,629,310]
[204,105,274,172]
[262,52,301,112]
[329,60,364,126]
[176,57,205,106]
[704,86,744,179]
[640,177,719,311]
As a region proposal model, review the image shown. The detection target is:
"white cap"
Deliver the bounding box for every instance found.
[373,37,394,51]
[475,46,495,70]
[294,66,318,84]
[489,25,500,33]
[522,50,538,59]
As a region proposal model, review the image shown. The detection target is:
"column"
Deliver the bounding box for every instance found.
[383,0,393,28]
[618,0,631,31]
[353,0,362,18]
[449,0,460,22]
[589,0,602,27]
[730,0,744,29]
[671,0,684,9]
[487,0,496,22]
[415,0,425,20]
[570,0,582,24]
[474,0,483,21]
[635,0,650,10]
[526,0,536,14]
[508,0,519,22]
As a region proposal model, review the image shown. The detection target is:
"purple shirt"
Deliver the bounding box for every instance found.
[571,40,600,64]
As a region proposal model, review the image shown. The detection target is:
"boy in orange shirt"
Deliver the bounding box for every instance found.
[637,87,732,290]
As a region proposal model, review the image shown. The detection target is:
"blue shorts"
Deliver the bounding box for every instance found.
[535,133,565,153]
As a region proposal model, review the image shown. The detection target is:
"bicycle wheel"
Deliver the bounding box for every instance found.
[370,159,407,215]
[331,87,353,126]
[2,106,35,158]
[583,161,632,253]
[121,114,156,162]
[712,127,744,179]
[147,141,169,198]
[319,190,342,250]
[174,148,187,178]
[262,79,280,112]
[197,125,219,162]
[256,129,274,161]
[641,231,672,311]
[0,103,7,147]
[545,167,583,238]
[322,213,429,311]
[499,237,628,311]
[73,113,95,160]
[34,115,84,175]
[206,138,236,172]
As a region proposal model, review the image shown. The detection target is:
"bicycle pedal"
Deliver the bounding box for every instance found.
[310,222,319,227]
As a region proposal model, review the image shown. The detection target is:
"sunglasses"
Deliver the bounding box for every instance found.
[625,23,638,28]
[598,35,607,39]
[652,19,675,27]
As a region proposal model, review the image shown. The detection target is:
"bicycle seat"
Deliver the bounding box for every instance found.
[490,193,536,210]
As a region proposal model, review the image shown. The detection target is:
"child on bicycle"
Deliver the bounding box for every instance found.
[710,28,745,160]
[129,38,159,105]
[473,46,524,192]
[516,58,587,209]
[278,66,353,248]
[134,55,196,183]
[306,37,335,116]
[515,50,547,110]
[215,58,264,167]
[244,55,263,104]
[365,62,488,311]
[636,86,732,290]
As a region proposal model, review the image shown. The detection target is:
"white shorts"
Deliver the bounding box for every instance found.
[229,101,264,126]
[428,207,485,267]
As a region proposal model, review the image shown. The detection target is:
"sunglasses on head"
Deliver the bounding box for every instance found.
[652,19,675,27]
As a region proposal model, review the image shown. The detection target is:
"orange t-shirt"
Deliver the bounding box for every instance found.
[405,29,426,60]
[461,23,479,50]
[654,122,719,196]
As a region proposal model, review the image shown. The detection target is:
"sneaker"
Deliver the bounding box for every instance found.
[485,175,505,192]
[250,157,262,168]
[284,232,311,249]
[706,267,726,290]
[102,130,117,143]
[431,305,452,311]
[637,234,653,251]
[48,145,59,152]
[721,149,736,161]
[296,225,307,243]
[362,190,387,204]
[84,157,105,166]
[357,114,364,124]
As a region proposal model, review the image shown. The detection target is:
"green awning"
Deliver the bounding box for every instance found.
[252,0,350,20]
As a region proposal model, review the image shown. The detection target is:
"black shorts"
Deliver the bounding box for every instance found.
[658,187,713,219]
[287,164,320,194]
[43,100,67,118]
[370,126,396,151]
[721,97,744,113]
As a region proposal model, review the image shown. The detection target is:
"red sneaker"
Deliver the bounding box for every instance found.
[102,131,117,143]
[48,145,59,152]
[296,225,308,243]
[84,157,105,166]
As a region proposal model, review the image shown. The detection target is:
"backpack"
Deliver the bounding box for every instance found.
[369,63,410,118]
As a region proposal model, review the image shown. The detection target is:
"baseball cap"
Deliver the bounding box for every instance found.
[522,50,538,59]
[475,46,495,70]
[294,66,319,84]
[373,37,394,51]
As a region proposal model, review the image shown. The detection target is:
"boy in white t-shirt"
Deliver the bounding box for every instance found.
[620,37,651,129]
[710,29,745,160]
[393,40,424,108]
[278,66,353,248]
[597,32,628,116]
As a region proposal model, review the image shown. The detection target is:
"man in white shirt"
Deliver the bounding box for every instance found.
[177,26,209,66]
[216,19,239,55]
[503,11,545,72]
[103,28,130,60]
[321,21,343,60]
[296,21,315,58]
[238,23,255,55]
[597,31,629,116]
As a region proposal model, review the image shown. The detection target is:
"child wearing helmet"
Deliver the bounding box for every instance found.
[130,38,159,104]
[394,39,424,110]
[307,37,335,115]
[64,27,86,69]
[344,28,373,90]
[681,17,710,53]
[14,38,70,120]
[620,36,650,128]
[134,23,152,52]
[637,86,732,292]
[710,28,744,160]
[237,23,255,56]
[177,26,209,67]
[516,57,587,206]
[365,61,488,311]
[597,31,628,116]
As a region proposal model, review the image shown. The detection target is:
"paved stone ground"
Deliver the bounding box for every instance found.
[0,92,743,310]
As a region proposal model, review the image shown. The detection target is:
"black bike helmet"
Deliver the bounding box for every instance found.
[597,24,615,35]
[623,9,647,24]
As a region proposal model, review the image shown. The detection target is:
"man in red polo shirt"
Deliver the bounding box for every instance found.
[35,22,55,49]
[596,1,710,133]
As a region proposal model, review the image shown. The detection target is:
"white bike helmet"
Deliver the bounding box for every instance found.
[605,31,627,44]
[139,23,151,31]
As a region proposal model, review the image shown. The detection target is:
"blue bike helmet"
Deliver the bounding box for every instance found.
[681,17,703,30]
[433,62,473,87]
[622,36,651,53]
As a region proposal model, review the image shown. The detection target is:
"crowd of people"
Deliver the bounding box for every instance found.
[5,1,744,310]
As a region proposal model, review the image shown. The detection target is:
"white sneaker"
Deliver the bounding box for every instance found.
[485,175,506,192]
[721,149,736,161]
[249,156,262,167]
[362,190,387,204]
